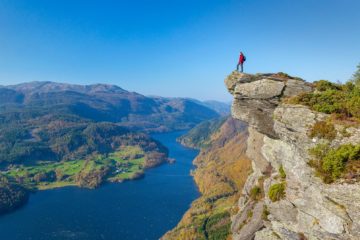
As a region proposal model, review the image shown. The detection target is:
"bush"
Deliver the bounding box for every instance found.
[309,143,330,161]
[312,89,346,114]
[315,80,340,91]
[309,143,360,182]
[271,72,303,81]
[308,121,337,140]
[347,92,360,118]
[284,80,360,121]
[275,72,291,79]
[322,144,360,180]
[262,205,270,220]
[279,165,286,179]
[268,182,286,202]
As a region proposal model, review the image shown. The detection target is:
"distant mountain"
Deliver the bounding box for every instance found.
[0,81,219,165]
[0,81,219,132]
[7,81,128,95]
[186,99,230,116]
[202,100,231,116]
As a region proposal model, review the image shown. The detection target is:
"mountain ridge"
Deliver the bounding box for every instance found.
[0,80,220,132]
[5,81,128,94]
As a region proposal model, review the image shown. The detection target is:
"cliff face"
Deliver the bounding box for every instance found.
[225,71,360,240]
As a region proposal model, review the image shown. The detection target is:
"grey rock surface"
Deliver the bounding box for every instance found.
[226,72,360,240]
[232,201,265,240]
[234,79,285,99]
[225,72,312,139]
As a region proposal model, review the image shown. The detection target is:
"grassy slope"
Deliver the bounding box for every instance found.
[163,117,251,240]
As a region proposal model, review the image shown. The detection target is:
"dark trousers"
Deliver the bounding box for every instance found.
[237,63,243,72]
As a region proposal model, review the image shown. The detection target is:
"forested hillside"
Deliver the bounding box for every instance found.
[0,175,28,215]
[177,117,228,149]
[163,117,251,240]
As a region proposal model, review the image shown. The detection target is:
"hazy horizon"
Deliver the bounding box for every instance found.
[1,0,359,101]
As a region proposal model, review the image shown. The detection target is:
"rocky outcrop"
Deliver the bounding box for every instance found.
[225,71,312,139]
[225,71,360,240]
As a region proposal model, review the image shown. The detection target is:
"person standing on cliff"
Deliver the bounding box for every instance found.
[237,52,246,72]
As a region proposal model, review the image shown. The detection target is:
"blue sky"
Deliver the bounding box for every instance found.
[0,0,359,101]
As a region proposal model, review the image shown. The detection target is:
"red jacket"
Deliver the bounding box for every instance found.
[239,53,245,64]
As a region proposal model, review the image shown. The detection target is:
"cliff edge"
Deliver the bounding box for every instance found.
[225,71,360,240]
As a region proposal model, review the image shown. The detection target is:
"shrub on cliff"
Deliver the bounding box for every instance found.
[268,182,286,202]
[309,143,360,182]
[347,89,360,118]
[315,80,340,91]
[286,80,360,121]
[271,72,304,81]
[309,121,337,140]
[250,186,262,201]
[309,143,330,161]
[322,144,360,180]
[279,165,286,179]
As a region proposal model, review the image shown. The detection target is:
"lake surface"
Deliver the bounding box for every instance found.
[0,131,199,240]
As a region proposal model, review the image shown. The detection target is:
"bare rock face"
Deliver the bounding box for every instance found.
[226,71,360,240]
[225,71,312,138]
[234,79,285,99]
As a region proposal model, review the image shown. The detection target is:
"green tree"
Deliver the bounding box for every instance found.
[352,63,360,87]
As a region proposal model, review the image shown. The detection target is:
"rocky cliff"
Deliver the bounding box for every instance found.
[225,71,360,240]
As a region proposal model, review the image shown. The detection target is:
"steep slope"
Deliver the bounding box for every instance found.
[163,117,252,240]
[225,71,360,240]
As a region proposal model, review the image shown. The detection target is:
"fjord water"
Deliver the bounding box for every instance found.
[0,131,199,240]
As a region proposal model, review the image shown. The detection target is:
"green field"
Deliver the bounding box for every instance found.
[3,145,146,190]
